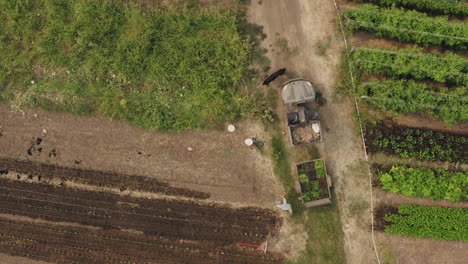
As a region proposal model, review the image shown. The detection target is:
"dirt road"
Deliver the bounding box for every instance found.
[248,1,376,263]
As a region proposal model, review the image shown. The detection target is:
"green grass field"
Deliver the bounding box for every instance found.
[0,0,261,130]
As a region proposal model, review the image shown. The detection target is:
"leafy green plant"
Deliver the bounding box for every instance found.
[299,174,309,184]
[344,4,468,49]
[384,204,468,241]
[379,165,468,202]
[314,160,326,179]
[352,0,468,17]
[310,191,321,200]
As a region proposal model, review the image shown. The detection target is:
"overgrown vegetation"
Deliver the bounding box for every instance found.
[358,79,468,123]
[0,0,267,131]
[383,204,468,241]
[344,5,468,49]
[352,47,468,86]
[352,0,468,17]
[378,165,468,202]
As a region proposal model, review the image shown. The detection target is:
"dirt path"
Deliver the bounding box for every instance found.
[248,1,376,263]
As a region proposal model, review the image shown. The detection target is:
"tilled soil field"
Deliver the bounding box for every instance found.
[0,160,284,263]
[0,157,209,199]
[0,217,283,264]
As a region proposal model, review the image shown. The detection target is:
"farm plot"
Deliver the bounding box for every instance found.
[344,4,468,49]
[341,0,468,262]
[372,164,468,202]
[0,217,283,264]
[0,105,283,208]
[365,122,467,163]
[0,177,280,245]
[375,204,468,241]
[0,176,284,264]
[0,157,210,199]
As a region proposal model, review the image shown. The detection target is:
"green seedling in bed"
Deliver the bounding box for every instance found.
[311,191,321,200]
[299,174,309,184]
[312,181,320,191]
[315,160,326,179]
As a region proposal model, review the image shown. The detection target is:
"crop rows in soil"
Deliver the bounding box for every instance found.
[364,122,467,162]
[0,178,280,246]
[0,217,283,264]
[0,157,209,199]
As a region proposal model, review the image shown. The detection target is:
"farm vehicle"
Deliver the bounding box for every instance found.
[281,78,322,146]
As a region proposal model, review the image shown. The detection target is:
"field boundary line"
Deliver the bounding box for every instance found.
[330,1,382,264]
[346,6,467,25]
[347,19,468,41]
[356,59,468,77]
[353,47,468,63]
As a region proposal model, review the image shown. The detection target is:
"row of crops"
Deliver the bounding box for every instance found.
[352,0,468,17]
[343,0,468,243]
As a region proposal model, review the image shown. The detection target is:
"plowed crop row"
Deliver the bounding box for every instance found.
[0,178,279,246]
[0,217,283,263]
[0,157,209,199]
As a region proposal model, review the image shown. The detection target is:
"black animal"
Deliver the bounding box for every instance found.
[263,68,286,85]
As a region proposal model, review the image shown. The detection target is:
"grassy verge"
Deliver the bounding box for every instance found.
[287,194,346,264]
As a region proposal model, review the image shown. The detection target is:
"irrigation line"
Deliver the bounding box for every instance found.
[357,59,468,77]
[360,82,468,101]
[346,6,468,26]
[359,96,468,112]
[347,19,468,41]
[331,1,382,263]
[353,47,468,64]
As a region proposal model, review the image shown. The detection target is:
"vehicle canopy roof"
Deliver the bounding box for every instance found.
[281,78,316,105]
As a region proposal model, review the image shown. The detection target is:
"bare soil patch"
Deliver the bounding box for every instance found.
[0,105,282,209]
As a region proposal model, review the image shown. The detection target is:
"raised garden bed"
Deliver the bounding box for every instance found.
[296,159,332,207]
